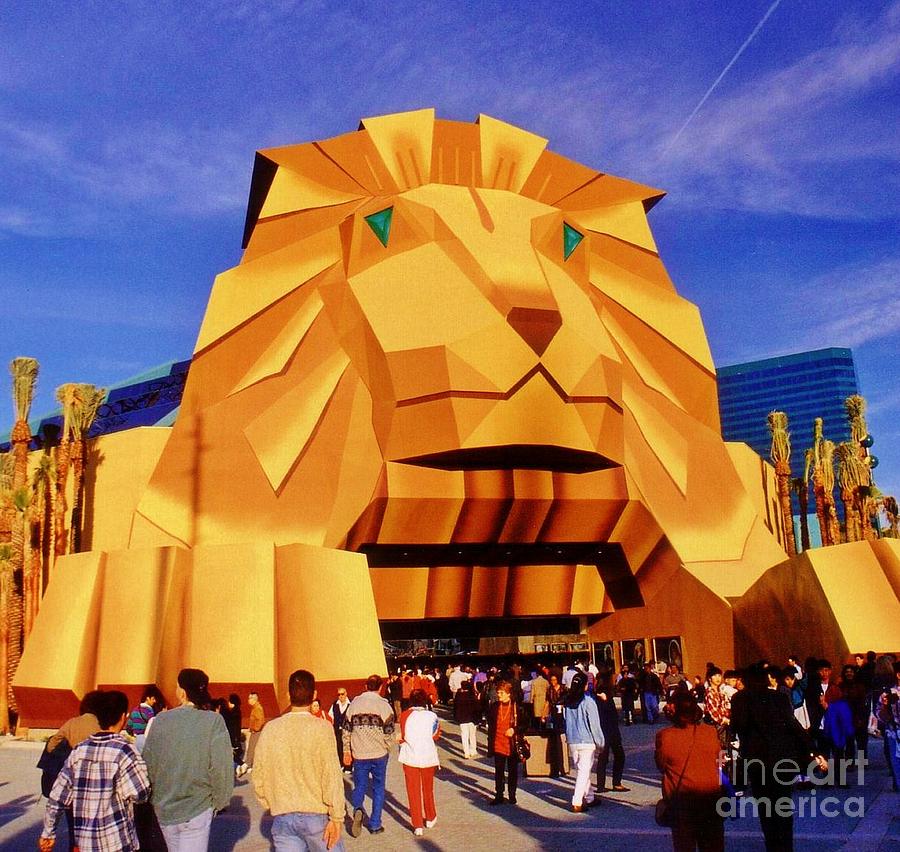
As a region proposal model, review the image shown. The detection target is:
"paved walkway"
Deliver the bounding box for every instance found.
[1,711,897,851]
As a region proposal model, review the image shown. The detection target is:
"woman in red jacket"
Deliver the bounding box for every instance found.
[486,680,525,806]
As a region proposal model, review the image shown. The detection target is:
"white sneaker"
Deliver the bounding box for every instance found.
[425,818,437,828]
[414,828,424,836]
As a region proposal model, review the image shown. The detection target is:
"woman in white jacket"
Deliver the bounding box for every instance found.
[563,671,605,812]
[398,688,441,836]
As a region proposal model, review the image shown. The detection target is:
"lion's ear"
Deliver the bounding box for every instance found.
[242,143,371,250]
[242,153,278,249]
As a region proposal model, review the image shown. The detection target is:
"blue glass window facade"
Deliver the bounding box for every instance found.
[717,348,861,536]
[716,348,860,460]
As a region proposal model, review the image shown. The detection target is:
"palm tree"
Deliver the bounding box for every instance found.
[844,394,867,443]
[69,384,105,553]
[767,411,797,556]
[53,383,80,562]
[9,359,38,489]
[836,442,869,542]
[809,419,831,546]
[821,439,841,545]
[7,358,37,704]
[0,544,12,734]
[792,474,811,551]
[0,454,11,543]
[28,455,54,633]
[844,395,876,540]
[8,487,29,654]
[867,486,885,538]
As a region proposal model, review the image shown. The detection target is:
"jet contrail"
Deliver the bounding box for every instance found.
[662,0,783,156]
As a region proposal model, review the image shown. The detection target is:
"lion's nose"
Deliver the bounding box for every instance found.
[506,307,562,356]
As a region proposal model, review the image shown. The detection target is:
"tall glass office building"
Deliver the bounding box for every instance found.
[716,348,860,458]
[717,348,861,545]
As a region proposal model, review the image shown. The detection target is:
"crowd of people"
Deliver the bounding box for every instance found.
[33,651,900,851]
[654,652,900,851]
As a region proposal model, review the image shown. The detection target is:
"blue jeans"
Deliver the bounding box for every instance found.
[351,755,388,830]
[886,729,900,789]
[272,813,345,852]
[158,808,213,852]
[643,692,660,723]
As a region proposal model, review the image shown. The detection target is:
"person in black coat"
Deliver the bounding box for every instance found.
[546,673,567,778]
[618,666,639,726]
[454,679,482,758]
[595,672,628,792]
[221,694,244,766]
[731,663,827,851]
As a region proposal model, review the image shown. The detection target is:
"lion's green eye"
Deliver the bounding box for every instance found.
[365,207,393,247]
[563,223,583,260]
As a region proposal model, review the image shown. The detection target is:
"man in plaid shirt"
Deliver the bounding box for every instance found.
[705,667,731,746]
[41,690,151,852]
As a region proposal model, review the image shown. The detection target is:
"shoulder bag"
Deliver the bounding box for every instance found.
[511,703,531,762]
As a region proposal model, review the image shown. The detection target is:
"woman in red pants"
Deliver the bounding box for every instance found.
[398,689,441,836]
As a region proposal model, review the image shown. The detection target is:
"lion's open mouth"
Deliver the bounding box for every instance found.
[359,541,645,614]
[399,445,618,473]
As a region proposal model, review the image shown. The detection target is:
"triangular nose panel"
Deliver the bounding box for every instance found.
[506,307,562,356]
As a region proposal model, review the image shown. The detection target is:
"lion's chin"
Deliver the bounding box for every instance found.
[398,444,618,473]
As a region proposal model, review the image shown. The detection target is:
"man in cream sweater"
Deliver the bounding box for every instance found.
[253,670,345,851]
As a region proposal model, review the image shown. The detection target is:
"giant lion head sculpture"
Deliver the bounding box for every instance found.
[131,109,785,621]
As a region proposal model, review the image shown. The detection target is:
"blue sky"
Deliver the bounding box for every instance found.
[2,0,899,497]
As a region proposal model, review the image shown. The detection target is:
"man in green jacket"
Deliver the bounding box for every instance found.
[143,668,234,851]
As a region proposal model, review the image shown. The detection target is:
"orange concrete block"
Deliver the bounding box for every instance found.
[469,566,509,617]
[14,551,106,726]
[506,565,574,615]
[425,566,473,619]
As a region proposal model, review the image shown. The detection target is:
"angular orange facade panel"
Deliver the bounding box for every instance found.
[16,111,820,724]
[733,540,900,669]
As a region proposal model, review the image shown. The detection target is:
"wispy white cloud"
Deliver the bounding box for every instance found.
[203,0,324,25]
[867,395,900,417]
[648,1,900,217]
[0,206,51,237]
[792,256,900,349]
[1,115,252,213]
[663,0,784,155]
[0,114,259,239]
[2,2,899,233]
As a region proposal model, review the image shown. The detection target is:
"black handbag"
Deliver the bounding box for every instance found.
[515,734,532,762]
[655,725,696,827]
[511,704,531,762]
